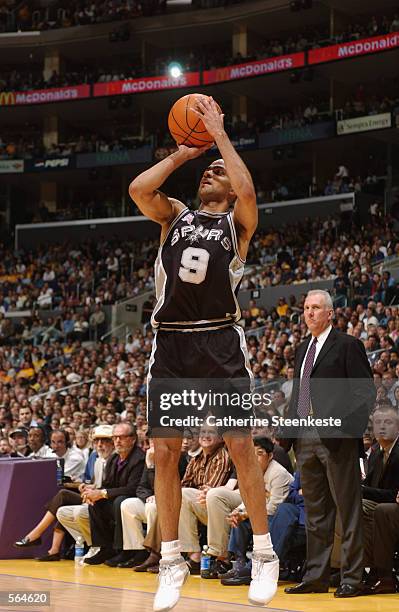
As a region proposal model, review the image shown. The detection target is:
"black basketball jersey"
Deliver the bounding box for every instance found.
[151,207,245,331]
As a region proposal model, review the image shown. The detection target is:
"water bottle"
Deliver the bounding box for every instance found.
[56,459,63,486]
[200,546,211,578]
[74,536,85,566]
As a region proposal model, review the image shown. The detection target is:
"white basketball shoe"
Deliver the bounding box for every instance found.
[248,552,279,606]
[153,557,190,612]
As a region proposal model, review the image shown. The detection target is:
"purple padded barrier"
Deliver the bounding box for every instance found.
[0,458,59,559]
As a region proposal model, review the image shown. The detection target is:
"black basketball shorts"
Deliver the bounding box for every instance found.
[147,324,254,435]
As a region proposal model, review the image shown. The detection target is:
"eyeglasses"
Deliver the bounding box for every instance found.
[112,434,133,440]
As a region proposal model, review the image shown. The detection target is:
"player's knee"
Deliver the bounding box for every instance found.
[225,436,253,464]
[154,439,181,467]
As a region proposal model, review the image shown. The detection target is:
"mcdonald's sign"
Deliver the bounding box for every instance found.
[0,91,16,106]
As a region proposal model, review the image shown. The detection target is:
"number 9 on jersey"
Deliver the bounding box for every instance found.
[178,247,210,285]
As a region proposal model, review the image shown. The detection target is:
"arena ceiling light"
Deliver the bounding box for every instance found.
[168,62,183,79]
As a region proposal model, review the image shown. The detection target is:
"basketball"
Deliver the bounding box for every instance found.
[168,93,222,147]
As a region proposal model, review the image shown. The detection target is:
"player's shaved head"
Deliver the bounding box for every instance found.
[210,158,225,167]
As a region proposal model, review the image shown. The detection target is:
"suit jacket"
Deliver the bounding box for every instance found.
[102,444,145,500]
[136,464,155,503]
[288,327,376,452]
[363,439,399,503]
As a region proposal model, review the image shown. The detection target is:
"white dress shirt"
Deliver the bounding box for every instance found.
[50,448,86,481]
[29,444,53,459]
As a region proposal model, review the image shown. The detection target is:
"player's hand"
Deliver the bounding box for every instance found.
[192,97,225,140]
[177,144,212,161]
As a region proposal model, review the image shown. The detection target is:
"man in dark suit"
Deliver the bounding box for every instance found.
[362,406,399,594]
[284,290,376,598]
[83,422,145,565]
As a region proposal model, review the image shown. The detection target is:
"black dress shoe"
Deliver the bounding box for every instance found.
[334,583,366,598]
[285,582,329,594]
[14,536,42,548]
[104,551,135,567]
[134,551,161,572]
[186,558,200,575]
[84,548,115,565]
[221,564,247,580]
[221,567,251,586]
[35,552,60,562]
[118,550,149,568]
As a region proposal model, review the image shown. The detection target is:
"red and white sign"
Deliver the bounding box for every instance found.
[203,53,305,85]
[309,32,399,65]
[94,72,200,97]
[0,84,90,106]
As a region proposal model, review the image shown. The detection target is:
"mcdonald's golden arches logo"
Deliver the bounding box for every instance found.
[0,91,16,106]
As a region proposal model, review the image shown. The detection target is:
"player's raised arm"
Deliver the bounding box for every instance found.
[129,145,210,226]
[194,97,258,240]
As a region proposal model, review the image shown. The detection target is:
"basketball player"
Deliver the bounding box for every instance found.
[129,97,278,611]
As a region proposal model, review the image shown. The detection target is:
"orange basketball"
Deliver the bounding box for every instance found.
[168,93,222,148]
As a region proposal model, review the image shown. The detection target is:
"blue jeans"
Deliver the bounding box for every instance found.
[270,503,304,562]
[228,516,274,562]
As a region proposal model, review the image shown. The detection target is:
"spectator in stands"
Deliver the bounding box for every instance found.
[116,435,158,568]
[83,422,145,565]
[9,428,31,457]
[19,405,37,429]
[55,426,114,559]
[220,437,293,585]
[176,425,233,575]
[362,407,399,594]
[28,426,52,458]
[15,425,114,560]
[0,437,11,456]
[49,430,86,481]
[89,304,106,340]
[269,471,306,580]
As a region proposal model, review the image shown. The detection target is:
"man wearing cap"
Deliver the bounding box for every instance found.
[15,425,115,560]
[9,428,31,457]
[56,425,115,559]
[81,422,145,566]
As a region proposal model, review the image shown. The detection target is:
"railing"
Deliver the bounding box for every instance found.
[29,364,139,403]
[100,323,129,342]
[245,325,266,340]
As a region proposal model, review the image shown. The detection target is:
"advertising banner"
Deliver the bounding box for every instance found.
[93,72,200,97]
[28,157,74,171]
[259,121,335,148]
[0,159,24,174]
[337,113,391,136]
[0,85,90,106]
[309,32,399,65]
[203,52,305,85]
[76,147,152,168]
